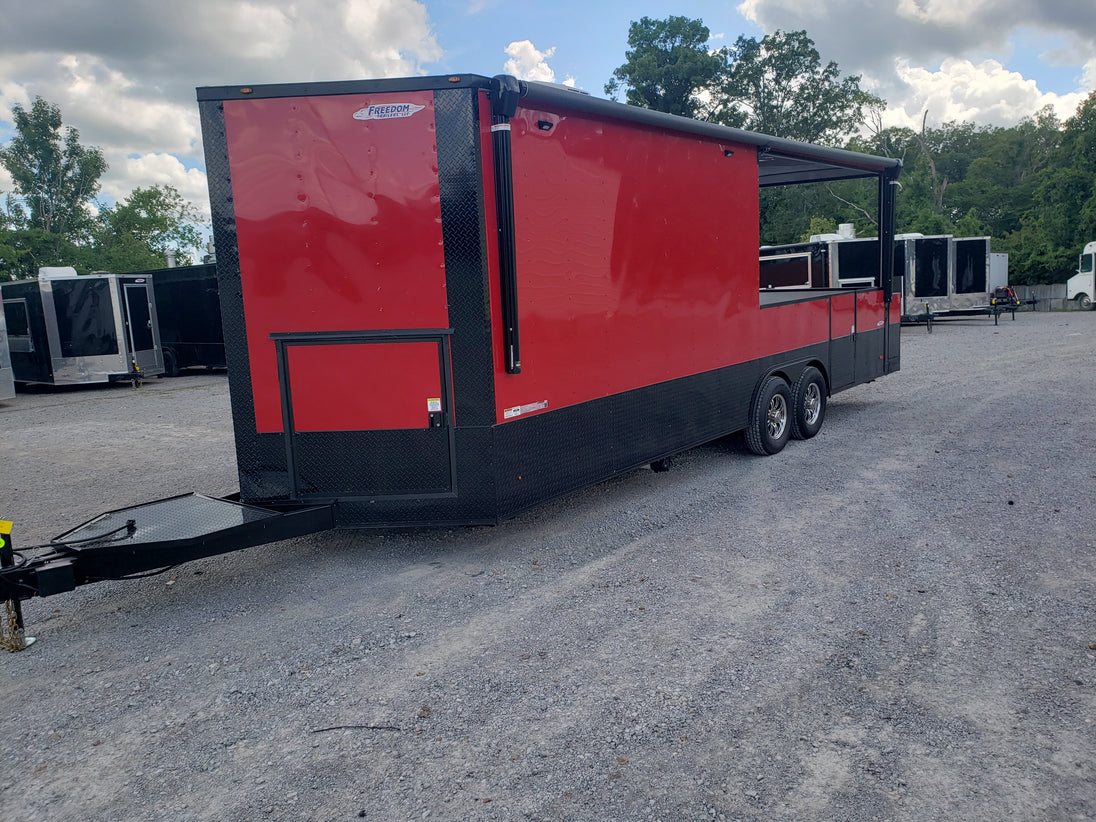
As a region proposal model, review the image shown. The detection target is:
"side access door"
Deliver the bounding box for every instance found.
[119,276,164,376]
[270,330,456,501]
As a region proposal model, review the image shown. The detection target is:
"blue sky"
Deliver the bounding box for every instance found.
[421,2,764,93]
[1,0,1094,222]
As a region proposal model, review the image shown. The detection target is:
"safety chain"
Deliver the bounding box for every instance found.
[0,600,29,652]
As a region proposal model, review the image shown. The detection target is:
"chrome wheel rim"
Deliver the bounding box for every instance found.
[803,383,821,426]
[767,394,788,439]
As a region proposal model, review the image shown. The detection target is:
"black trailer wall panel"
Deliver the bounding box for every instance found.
[912,237,950,298]
[2,281,52,384]
[149,264,226,374]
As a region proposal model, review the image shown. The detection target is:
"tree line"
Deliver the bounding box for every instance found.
[0,97,202,281]
[607,16,1096,284]
[2,19,1093,284]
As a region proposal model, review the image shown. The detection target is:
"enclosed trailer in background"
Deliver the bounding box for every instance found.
[899,234,953,319]
[0,304,14,401]
[148,263,226,376]
[0,269,164,386]
[1066,241,1096,309]
[950,236,992,313]
[990,253,1009,291]
[760,231,892,292]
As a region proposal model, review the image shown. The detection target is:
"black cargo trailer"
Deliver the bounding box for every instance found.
[900,235,952,317]
[1,270,165,385]
[760,236,897,291]
[0,303,14,401]
[949,237,992,312]
[148,264,226,376]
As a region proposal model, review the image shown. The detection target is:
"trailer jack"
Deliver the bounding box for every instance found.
[0,494,335,649]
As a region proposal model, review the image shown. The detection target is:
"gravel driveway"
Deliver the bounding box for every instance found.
[2,310,1094,822]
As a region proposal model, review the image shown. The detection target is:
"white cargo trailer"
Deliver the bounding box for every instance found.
[1066,241,1096,310]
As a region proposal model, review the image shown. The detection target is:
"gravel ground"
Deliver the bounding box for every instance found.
[1,311,1095,822]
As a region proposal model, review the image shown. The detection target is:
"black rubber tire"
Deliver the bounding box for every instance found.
[162,348,179,378]
[744,376,792,456]
[1079,294,1093,311]
[791,366,827,440]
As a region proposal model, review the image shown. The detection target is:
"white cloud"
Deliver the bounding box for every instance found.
[1085,57,1096,91]
[736,0,1096,127]
[107,154,211,221]
[504,40,559,83]
[882,57,1088,129]
[0,0,442,220]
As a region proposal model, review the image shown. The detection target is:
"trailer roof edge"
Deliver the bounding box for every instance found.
[196,74,495,102]
[516,78,901,184]
[195,72,900,185]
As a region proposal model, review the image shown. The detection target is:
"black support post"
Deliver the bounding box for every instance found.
[490,75,524,374]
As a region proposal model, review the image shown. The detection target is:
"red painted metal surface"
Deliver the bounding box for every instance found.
[750,298,833,357]
[829,292,858,340]
[487,100,862,423]
[856,289,890,333]
[286,342,442,432]
[222,91,448,433]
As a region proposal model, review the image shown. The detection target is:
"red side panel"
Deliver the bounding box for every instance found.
[830,293,858,339]
[747,298,832,353]
[856,289,890,332]
[222,91,448,433]
[490,105,761,422]
[286,342,442,432]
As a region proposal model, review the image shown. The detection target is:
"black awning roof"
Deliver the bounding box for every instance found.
[518,79,901,187]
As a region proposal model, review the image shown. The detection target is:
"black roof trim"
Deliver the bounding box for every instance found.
[196,74,493,102]
[516,78,900,185]
[195,72,901,185]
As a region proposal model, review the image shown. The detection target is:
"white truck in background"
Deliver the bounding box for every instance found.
[1066,241,1096,309]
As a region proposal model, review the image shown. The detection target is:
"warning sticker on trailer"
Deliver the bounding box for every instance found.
[353,103,426,121]
[503,400,549,420]
[427,398,442,412]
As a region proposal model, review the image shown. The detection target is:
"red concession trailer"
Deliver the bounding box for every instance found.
[196,74,901,527]
[0,74,900,637]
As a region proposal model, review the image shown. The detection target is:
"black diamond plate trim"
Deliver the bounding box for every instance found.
[493,342,836,519]
[292,431,452,498]
[198,99,290,502]
[434,87,496,428]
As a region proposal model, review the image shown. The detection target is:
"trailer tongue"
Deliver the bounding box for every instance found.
[1,496,333,648]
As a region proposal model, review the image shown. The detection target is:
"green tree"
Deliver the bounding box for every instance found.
[90,185,204,272]
[0,226,81,280]
[0,96,107,245]
[715,30,883,144]
[605,16,725,118]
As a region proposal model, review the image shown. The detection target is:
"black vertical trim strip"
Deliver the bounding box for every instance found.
[490,75,524,374]
[438,335,458,494]
[199,99,291,501]
[491,121,520,373]
[434,87,497,429]
[273,339,299,498]
[879,166,900,374]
